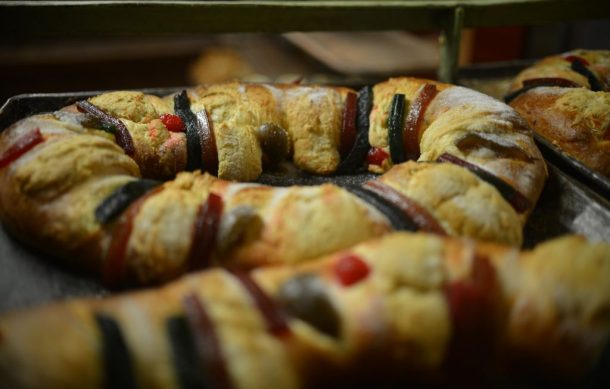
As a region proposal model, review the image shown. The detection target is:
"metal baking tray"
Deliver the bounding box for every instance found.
[1,88,610,314]
[534,134,610,199]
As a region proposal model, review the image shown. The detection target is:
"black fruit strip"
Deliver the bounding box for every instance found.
[388,94,406,163]
[341,183,418,231]
[174,91,202,171]
[570,60,604,91]
[167,316,205,389]
[182,293,233,389]
[335,86,373,174]
[95,179,161,224]
[76,100,135,156]
[94,313,137,389]
[438,153,531,213]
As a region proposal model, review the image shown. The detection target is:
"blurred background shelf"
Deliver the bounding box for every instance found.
[1,0,609,103]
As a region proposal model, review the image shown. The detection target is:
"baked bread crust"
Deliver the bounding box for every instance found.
[369,77,547,209]
[0,78,545,284]
[507,49,610,176]
[1,232,608,388]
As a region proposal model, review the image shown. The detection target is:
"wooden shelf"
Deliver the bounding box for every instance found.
[2,1,609,82]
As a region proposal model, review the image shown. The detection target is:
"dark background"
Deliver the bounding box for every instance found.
[1,19,609,104]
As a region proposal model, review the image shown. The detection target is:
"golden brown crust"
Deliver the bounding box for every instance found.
[0,79,546,284]
[379,162,522,246]
[508,50,610,177]
[369,77,547,211]
[0,114,140,270]
[1,233,608,388]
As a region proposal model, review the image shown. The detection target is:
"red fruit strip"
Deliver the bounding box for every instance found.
[226,269,290,336]
[160,113,185,132]
[340,92,358,159]
[569,59,604,92]
[366,147,389,166]
[521,77,581,88]
[444,254,496,358]
[76,100,135,156]
[403,83,438,161]
[182,293,233,389]
[437,153,531,213]
[563,54,590,66]
[102,186,163,287]
[195,109,219,175]
[364,180,446,235]
[0,128,44,169]
[504,77,581,103]
[188,193,223,270]
[334,253,370,287]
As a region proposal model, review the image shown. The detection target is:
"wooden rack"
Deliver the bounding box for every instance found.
[2,0,609,82]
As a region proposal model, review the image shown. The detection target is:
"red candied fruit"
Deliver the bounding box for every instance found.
[160,114,185,132]
[335,254,370,286]
[0,128,44,169]
[366,147,389,166]
[563,55,590,66]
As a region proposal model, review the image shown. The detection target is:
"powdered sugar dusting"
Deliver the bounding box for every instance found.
[429,86,524,125]
[263,85,284,102]
[285,86,333,105]
[262,85,285,113]
[520,86,573,98]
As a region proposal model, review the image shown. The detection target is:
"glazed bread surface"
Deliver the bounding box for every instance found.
[508,49,610,176]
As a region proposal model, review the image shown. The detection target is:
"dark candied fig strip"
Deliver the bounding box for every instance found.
[182,293,233,389]
[341,183,418,232]
[76,100,135,156]
[339,91,358,159]
[256,123,289,167]
[94,179,161,224]
[504,77,582,103]
[363,180,446,235]
[167,316,205,389]
[94,313,137,389]
[388,93,407,163]
[335,86,373,174]
[0,128,44,169]
[195,109,219,175]
[437,153,531,213]
[102,186,163,287]
[216,206,263,256]
[404,83,438,161]
[570,60,604,92]
[187,193,223,271]
[226,269,290,336]
[174,91,202,172]
[277,273,341,339]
